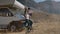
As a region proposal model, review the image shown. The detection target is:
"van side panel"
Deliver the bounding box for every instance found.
[0,16,20,25]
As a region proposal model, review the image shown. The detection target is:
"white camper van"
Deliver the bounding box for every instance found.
[0,0,26,31]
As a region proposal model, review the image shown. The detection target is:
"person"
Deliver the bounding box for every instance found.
[24,7,33,19]
[23,7,33,33]
[28,8,33,17]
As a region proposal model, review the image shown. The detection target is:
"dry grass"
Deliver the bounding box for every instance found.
[30,12,60,34]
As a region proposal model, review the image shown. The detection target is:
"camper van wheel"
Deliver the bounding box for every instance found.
[10,25,16,32]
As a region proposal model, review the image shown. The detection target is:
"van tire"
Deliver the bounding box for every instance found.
[8,21,20,32]
[10,25,16,32]
[8,25,16,32]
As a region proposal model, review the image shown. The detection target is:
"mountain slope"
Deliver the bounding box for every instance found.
[39,1,60,14]
[17,0,60,14]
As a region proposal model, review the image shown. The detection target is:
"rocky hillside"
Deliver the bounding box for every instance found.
[17,0,60,14]
[39,1,60,14]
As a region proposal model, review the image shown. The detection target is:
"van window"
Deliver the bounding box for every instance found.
[0,8,13,17]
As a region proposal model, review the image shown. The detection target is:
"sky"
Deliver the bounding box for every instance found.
[34,0,60,3]
[55,0,60,2]
[34,0,45,2]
